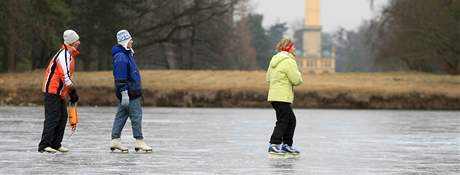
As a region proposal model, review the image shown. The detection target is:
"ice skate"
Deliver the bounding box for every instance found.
[134,139,152,152]
[110,138,128,153]
[57,146,69,152]
[40,147,58,153]
[282,144,301,158]
[268,144,287,159]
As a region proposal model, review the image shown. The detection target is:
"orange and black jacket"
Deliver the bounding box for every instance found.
[42,44,80,99]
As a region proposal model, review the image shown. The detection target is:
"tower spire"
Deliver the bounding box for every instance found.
[303,0,322,58]
[305,0,320,26]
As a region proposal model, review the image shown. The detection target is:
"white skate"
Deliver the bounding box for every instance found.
[134,139,152,152]
[42,147,58,153]
[57,146,69,152]
[110,138,128,153]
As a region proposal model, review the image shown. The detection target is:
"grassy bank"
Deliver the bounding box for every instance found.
[1,70,459,109]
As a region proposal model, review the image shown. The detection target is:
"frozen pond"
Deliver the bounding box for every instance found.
[0,107,459,174]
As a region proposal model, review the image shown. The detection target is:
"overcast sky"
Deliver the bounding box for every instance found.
[252,0,389,34]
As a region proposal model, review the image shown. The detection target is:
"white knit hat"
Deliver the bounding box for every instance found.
[63,30,79,45]
[116,30,132,49]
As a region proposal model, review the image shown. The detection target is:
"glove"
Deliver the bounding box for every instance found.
[121,90,129,106]
[69,87,79,104]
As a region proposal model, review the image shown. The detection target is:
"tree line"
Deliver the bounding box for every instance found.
[4,0,453,74]
[0,0,287,72]
[331,0,460,74]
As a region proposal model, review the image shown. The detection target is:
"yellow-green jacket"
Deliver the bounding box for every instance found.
[266,51,303,103]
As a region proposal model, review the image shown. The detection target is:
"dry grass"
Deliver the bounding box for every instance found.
[1,70,459,97]
[299,72,460,97]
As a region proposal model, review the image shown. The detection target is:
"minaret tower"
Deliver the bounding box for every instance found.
[303,0,322,58]
[299,0,335,73]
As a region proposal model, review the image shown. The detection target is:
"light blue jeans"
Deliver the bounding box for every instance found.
[111,98,143,139]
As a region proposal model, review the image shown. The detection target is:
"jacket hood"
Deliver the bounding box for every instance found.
[270,51,294,68]
[112,44,128,56]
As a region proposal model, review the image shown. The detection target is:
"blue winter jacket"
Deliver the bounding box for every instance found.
[112,45,142,100]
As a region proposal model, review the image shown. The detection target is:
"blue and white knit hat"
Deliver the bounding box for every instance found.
[116,30,132,49]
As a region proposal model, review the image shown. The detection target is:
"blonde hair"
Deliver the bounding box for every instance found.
[276,38,294,52]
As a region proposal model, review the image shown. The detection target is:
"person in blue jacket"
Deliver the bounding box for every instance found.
[110,30,152,152]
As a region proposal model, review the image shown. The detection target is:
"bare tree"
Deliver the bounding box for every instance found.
[372,0,460,74]
[1,0,24,72]
[116,0,243,69]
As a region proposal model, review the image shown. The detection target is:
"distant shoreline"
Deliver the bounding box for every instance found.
[1,70,459,110]
[1,87,459,110]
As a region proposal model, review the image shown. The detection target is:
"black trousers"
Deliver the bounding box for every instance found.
[270,102,296,146]
[38,93,68,151]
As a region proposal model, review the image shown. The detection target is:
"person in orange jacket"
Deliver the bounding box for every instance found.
[38,29,80,153]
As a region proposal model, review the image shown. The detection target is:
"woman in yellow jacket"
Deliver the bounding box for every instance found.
[266,38,303,156]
